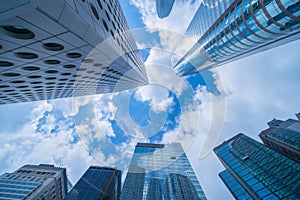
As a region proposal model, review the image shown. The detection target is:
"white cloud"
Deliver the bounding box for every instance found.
[188,39,300,200]
[130,0,201,33]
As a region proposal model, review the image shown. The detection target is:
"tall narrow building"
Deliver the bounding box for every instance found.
[174,0,300,75]
[0,0,148,104]
[66,166,121,200]
[259,114,300,163]
[214,133,300,199]
[0,164,67,199]
[120,143,206,200]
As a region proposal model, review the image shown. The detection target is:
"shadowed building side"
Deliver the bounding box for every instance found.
[65,166,121,200]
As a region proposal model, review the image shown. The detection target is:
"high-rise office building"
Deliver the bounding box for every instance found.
[259,114,300,163]
[0,0,148,104]
[174,0,300,75]
[155,0,175,19]
[120,143,206,200]
[0,164,67,199]
[214,133,300,199]
[66,166,121,200]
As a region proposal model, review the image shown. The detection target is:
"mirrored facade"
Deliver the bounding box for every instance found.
[120,143,206,200]
[260,114,300,163]
[215,133,300,199]
[155,0,175,19]
[66,166,121,200]
[174,0,300,75]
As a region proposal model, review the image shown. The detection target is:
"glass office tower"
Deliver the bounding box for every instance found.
[0,0,148,104]
[0,164,67,199]
[214,133,300,199]
[259,114,300,163]
[120,143,206,200]
[155,0,175,18]
[66,166,121,200]
[174,0,300,75]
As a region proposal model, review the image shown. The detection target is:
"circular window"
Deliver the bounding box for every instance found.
[63,64,76,69]
[101,66,107,69]
[105,11,111,21]
[14,52,38,59]
[1,25,35,39]
[30,81,42,84]
[43,43,64,51]
[90,3,99,20]
[45,77,56,80]
[45,70,58,74]
[27,75,42,79]
[44,60,60,65]
[2,72,21,77]
[22,66,40,71]
[102,19,109,32]
[46,85,55,88]
[66,52,82,58]
[10,80,25,84]
[46,82,55,85]
[16,85,28,88]
[97,0,103,9]
[82,58,93,63]
[33,85,43,88]
[0,85,9,88]
[77,68,87,71]
[0,61,14,67]
[0,45,2,49]
[59,78,68,81]
[93,63,102,67]
[3,89,15,93]
[61,72,71,76]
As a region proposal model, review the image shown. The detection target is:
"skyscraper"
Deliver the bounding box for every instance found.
[120,143,206,200]
[259,114,300,163]
[0,164,67,199]
[214,133,300,199]
[0,0,148,104]
[66,166,121,200]
[155,0,175,19]
[174,0,300,75]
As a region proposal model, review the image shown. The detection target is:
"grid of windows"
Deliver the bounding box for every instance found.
[260,118,300,164]
[215,133,300,199]
[0,164,67,200]
[219,170,252,199]
[174,0,300,75]
[121,143,206,200]
[0,0,148,104]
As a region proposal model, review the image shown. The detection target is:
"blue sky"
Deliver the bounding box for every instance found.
[1,0,300,200]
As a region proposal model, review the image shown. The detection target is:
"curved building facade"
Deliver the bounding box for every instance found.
[174,0,300,75]
[0,0,148,104]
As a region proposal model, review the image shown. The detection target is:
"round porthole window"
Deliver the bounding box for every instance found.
[1,25,35,39]
[44,60,60,65]
[14,52,38,59]
[66,53,82,58]
[43,43,64,51]
[0,61,13,67]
